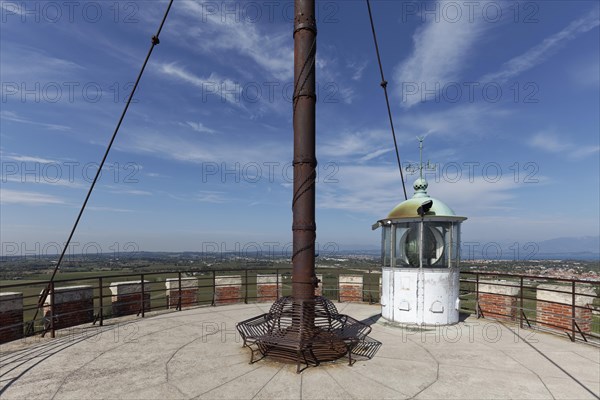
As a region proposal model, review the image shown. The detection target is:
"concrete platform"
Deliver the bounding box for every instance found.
[1,303,599,399]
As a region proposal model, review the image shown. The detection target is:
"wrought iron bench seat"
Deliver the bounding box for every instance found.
[236,296,373,373]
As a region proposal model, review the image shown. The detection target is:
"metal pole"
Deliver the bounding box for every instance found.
[50,281,55,338]
[519,277,524,329]
[211,271,216,306]
[291,0,317,304]
[178,272,182,311]
[244,269,248,304]
[571,281,576,342]
[476,273,480,318]
[141,274,145,318]
[276,268,280,298]
[99,277,104,326]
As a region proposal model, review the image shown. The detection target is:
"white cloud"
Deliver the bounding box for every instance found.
[529,132,570,153]
[360,148,394,163]
[398,103,512,138]
[2,176,84,189]
[0,44,82,81]
[146,172,168,178]
[320,129,397,162]
[87,206,134,213]
[157,63,244,109]
[528,132,600,160]
[482,7,600,84]
[0,111,71,131]
[3,154,58,164]
[0,189,65,205]
[168,191,230,204]
[394,1,493,108]
[105,186,152,196]
[175,0,293,81]
[1,2,24,15]
[318,164,524,218]
[195,191,229,203]
[182,121,217,134]
[124,128,286,166]
[347,59,369,81]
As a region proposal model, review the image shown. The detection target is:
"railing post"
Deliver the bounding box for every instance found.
[99,277,104,326]
[475,273,480,318]
[276,269,280,298]
[211,271,216,306]
[519,277,524,329]
[141,274,145,318]
[178,272,182,311]
[50,281,55,338]
[571,281,576,342]
[244,269,248,304]
[368,269,373,304]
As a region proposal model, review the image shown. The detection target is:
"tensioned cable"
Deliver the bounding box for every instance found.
[28,0,175,335]
[366,0,408,201]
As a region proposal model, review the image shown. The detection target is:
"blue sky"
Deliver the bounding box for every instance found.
[1,0,599,257]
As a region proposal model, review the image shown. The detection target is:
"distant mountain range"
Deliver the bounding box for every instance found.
[536,236,599,254]
[337,236,600,261]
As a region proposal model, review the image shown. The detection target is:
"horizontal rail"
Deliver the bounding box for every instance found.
[1,268,598,346]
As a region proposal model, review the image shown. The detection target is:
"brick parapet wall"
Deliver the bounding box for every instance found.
[215,276,242,305]
[43,286,94,330]
[478,281,519,321]
[256,274,282,302]
[0,292,23,344]
[339,275,363,302]
[110,281,151,317]
[536,284,595,333]
[165,278,198,309]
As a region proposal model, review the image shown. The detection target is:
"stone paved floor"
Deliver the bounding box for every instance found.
[1,302,599,399]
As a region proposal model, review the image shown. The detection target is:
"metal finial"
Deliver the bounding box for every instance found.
[416,136,425,180]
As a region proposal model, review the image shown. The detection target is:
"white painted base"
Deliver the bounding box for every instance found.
[381,268,460,325]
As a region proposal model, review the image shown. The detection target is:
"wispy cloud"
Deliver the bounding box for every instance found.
[318,164,525,218]
[87,206,135,213]
[398,103,512,138]
[124,128,286,166]
[169,190,229,204]
[529,131,600,159]
[1,44,83,81]
[347,59,369,81]
[0,189,65,205]
[157,63,244,109]
[0,111,70,132]
[481,7,600,83]
[105,186,152,196]
[175,0,292,81]
[181,121,217,134]
[394,0,494,108]
[320,129,398,162]
[2,176,84,189]
[146,172,168,178]
[3,154,58,164]
[1,2,24,15]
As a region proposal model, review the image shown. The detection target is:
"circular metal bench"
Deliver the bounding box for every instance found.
[236,296,378,373]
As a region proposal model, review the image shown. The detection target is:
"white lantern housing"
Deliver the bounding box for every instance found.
[374,176,466,325]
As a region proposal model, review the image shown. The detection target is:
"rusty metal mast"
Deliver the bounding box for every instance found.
[236,1,381,371]
[291,0,317,303]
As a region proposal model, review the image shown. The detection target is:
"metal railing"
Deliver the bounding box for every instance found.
[459,271,600,344]
[1,268,598,345]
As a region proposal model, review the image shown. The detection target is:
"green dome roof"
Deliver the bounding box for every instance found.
[386,178,460,219]
[387,196,457,218]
